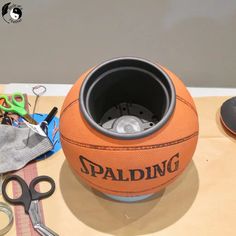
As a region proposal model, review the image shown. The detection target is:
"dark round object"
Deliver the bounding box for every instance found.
[220,97,236,134]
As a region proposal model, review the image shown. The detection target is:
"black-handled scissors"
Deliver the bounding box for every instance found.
[2,175,59,236]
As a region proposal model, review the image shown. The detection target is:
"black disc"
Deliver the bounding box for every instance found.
[220,97,236,134]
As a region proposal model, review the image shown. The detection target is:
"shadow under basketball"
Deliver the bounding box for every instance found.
[59,160,199,235]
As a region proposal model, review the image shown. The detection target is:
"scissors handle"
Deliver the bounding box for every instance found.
[0,95,13,112]
[0,94,27,116]
[29,176,55,201]
[2,175,32,213]
[12,92,25,108]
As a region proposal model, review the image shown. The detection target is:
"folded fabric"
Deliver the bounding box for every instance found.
[0,124,53,173]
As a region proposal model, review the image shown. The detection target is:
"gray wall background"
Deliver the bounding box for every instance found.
[0,0,236,87]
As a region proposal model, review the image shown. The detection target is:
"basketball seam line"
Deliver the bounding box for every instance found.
[176,95,198,116]
[60,99,79,117]
[61,131,198,151]
[75,168,182,194]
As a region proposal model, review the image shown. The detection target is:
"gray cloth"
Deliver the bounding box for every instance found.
[0,124,53,173]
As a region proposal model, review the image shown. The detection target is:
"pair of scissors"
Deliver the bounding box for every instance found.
[0,92,37,125]
[2,175,59,236]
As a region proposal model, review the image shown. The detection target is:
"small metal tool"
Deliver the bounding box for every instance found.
[2,175,58,236]
[23,107,58,137]
[32,85,47,119]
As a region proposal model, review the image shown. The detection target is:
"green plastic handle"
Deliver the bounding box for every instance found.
[0,95,12,112]
[0,94,27,116]
[12,92,25,108]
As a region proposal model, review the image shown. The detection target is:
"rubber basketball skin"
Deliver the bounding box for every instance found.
[60,61,199,197]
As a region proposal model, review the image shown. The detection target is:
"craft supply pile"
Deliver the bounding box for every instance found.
[0,86,59,236]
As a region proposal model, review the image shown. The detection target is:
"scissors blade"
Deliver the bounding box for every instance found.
[22,114,37,125]
[28,200,59,236]
[34,224,59,236]
[28,200,43,226]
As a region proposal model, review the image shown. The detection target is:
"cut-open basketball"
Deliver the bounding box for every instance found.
[60,57,199,201]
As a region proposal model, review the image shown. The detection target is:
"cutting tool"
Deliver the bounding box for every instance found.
[2,175,58,236]
[0,92,37,124]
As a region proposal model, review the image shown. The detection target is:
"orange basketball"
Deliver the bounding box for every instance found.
[60,57,199,201]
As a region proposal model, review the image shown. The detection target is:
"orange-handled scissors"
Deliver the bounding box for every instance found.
[0,92,37,125]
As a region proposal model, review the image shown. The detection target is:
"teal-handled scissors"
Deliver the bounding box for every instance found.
[0,92,37,125]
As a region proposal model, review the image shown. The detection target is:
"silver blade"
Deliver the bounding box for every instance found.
[34,224,59,236]
[28,200,43,226]
[28,200,59,236]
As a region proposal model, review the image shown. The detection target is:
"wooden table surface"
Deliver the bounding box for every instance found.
[0,84,236,236]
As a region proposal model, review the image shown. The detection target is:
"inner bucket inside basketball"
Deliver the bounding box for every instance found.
[79,58,176,140]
